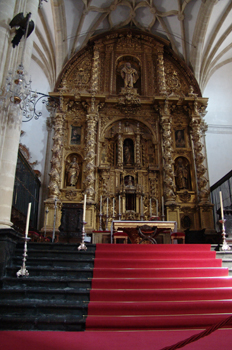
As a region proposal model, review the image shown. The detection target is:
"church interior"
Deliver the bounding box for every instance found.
[1,0,232,348]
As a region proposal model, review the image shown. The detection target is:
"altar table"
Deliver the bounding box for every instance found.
[111,220,177,244]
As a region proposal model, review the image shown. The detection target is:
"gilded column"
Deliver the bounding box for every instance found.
[84,104,98,202]
[117,121,123,168]
[159,100,176,204]
[157,47,167,95]
[135,122,141,167]
[189,101,209,204]
[48,113,64,199]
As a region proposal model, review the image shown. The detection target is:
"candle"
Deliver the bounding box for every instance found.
[25,202,31,238]
[219,191,224,220]
[100,195,102,214]
[141,196,143,215]
[113,198,115,217]
[106,197,109,216]
[119,195,121,215]
[150,198,152,217]
[83,194,87,222]
[156,199,158,217]
[162,196,164,216]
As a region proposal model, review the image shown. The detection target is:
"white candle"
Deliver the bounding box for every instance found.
[156,199,158,217]
[106,197,109,216]
[113,198,115,216]
[119,195,121,215]
[150,198,152,217]
[162,196,164,216]
[25,203,31,238]
[219,191,224,220]
[100,195,102,214]
[141,196,143,215]
[83,194,87,222]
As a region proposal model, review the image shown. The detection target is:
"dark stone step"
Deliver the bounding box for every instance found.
[14,249,95,260]
[5,266,93,279]
[16,242,96,252]
[12,257,94,268]
[0,288,90,302]
[0,315,86,331]
[2,277,92,290]
[0,300,88,318]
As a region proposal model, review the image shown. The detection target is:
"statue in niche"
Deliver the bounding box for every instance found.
[66,157,80,187]
[125,175,135,188]
[175,130,185,148]
[124,139,134,165]
[121,62,138,88]
[175,157,190,190]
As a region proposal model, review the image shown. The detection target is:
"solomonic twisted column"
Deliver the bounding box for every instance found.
[190,101,209,204]
[160,101,176,204]
[48,113,64,199]
[84,109,98,202]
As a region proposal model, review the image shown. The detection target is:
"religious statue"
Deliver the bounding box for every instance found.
[66,157,80,187]
[175,130,185,148]
[175,158,189,190]
[121,62,138,88]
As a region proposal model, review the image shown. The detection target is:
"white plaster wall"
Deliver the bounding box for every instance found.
[20,58,50,183]
[204,62,232,186]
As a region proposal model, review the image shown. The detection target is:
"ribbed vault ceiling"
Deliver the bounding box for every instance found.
[33,0,232,93]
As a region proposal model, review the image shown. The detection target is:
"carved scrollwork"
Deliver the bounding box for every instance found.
[117,87,141,114]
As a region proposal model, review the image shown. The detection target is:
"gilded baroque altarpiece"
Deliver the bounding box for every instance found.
[44,29,214,239]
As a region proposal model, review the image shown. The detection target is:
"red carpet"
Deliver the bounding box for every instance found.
[86,244,232,331]
[2,329,232,350]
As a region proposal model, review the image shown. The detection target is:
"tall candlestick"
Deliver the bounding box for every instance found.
[113,198,115,217]
[100,195,102,214]
[156,199,158,217]
[219,191,224,220]
[119,195,121,215]
[150,198,152,217]
[106,197,109,216]
[141,196,143,215]
[25,203,31,238]
[83,194,87,222]
[162,196,164,216]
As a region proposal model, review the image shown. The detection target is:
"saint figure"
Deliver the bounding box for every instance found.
[121,62,138,88]
[175,158,189,190]
[66,157,80,186]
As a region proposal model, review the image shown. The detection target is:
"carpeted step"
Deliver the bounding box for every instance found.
[93,267,228,278]
[93,258,222,268]
[96,244,212,252]
[94,251,216,259]
[86,314,232,331]
[90,287,232,302]
[86,244,232,331]
[87,300,232,316]
[91,276,232,289]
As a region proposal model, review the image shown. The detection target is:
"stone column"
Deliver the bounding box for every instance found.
[159,100,176,205]
[0,0,39,229]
